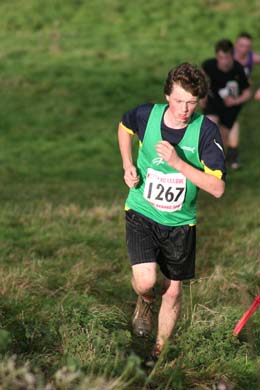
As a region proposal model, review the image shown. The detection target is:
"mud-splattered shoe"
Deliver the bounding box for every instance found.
[132,296,153,338]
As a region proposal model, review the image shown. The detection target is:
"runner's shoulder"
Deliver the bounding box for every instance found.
[123,103,154,121]
[233,59,249,76]
[202,58,217,71]
[200,115,222,147]
[201,115,219,134]
[122,103,155,135]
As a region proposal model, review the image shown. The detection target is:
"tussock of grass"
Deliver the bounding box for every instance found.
[87,205,122,222]
[0,355,144,390]
[0,267,33,297]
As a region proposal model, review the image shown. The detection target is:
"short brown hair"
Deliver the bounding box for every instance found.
[164,63,208,98]
[215,39,233,54]
[237,32,252,40]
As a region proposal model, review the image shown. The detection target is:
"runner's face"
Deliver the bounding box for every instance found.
[235,37,252,56]
[217,50,234,72]
[166,83,198,126]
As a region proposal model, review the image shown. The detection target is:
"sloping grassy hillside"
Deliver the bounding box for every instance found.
[0,1,259,389]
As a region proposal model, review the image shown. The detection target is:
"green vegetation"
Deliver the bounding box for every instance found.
[0,0,259,388]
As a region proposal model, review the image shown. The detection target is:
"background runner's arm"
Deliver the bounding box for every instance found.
[253,52,260,64]
[156,141,225,198]
[254,88,260,100]
[224,86,251,107]
[118,123,140,188]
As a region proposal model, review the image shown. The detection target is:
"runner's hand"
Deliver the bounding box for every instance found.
[156,141,181,169]
[124,165,140,188]
[224,96,237,107]
[254,88,260,100]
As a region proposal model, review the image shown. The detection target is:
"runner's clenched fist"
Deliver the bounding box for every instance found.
[156,141,181,169]
[124,164,140,188]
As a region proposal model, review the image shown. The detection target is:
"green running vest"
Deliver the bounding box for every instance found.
[125,104,204,226]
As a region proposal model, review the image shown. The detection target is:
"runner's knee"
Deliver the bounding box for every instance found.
[132,273,156,295]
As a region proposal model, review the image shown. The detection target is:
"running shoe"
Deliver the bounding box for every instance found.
[132,296,153,337]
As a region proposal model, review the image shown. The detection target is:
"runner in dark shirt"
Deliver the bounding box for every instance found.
[202,39,251,170]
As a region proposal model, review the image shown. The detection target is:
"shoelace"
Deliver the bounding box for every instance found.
[140,299,153,317]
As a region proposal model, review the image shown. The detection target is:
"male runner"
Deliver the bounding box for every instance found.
[234,32,260,101]
[202,39,251,170]
[118,63,226,365]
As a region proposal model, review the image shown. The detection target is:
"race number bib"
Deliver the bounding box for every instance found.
[143,168,186,212]
[218,80,239,99]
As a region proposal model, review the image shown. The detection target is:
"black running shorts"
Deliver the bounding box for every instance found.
[125,210,196,281]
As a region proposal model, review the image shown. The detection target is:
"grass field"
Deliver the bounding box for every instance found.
[0,1,260,389]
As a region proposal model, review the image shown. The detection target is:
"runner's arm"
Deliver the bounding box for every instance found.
[224,86,251,106]
[254,88,260,100]
[199,117,226,182]
[156,141,225,198]
[253,52,260,64]
[118,123,140,188]
[235,86,251,104]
